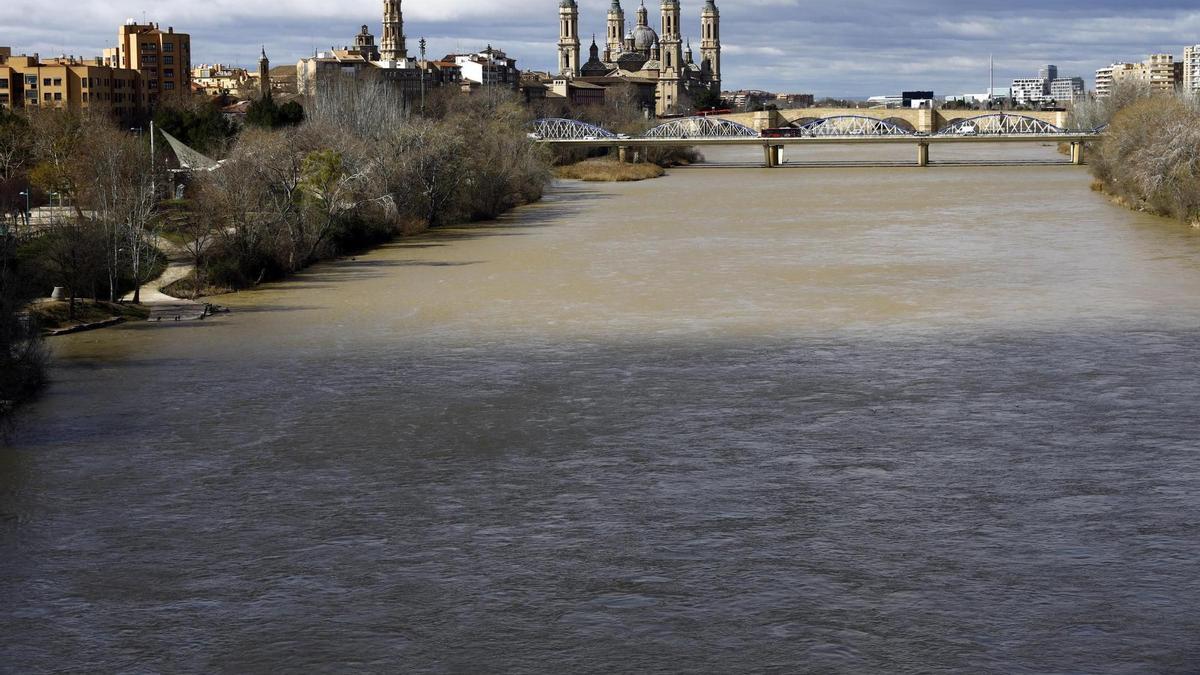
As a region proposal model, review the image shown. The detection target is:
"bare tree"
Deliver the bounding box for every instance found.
[307,71,412,140]
[26,109,89,220]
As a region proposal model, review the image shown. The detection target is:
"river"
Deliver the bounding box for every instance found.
[3,144,1200,672]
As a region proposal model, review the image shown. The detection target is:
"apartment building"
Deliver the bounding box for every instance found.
[0,48,145,116]
[1049,77,1085,102]
[1011,78,1048,105]
[192,64,255,96]
[1097,54,1177,97]
[1183,45,1200,95]
[103,21,191,104]
[1095,63,1132,98]
[1011,64,1086,105]
[451,46,520,89]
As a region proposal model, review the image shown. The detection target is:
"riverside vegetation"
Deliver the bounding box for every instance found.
[168,87,551,296]
[1073,82,1200,226]
[0,86,553,419]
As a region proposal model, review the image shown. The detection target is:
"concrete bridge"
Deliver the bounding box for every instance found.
[709,108,1071,135]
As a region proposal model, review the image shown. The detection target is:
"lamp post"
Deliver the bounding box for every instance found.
[419,38,427,115]
[132,123,157,202]
[18,190,30,230]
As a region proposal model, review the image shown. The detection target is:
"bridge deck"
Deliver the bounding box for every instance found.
[539,134,1099,148]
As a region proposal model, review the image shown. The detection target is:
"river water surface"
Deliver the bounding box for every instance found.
[4,145,1200,672]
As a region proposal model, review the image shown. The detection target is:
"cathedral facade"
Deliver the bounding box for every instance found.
[558,0,721,115]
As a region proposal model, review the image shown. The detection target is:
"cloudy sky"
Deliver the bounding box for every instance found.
[5,0,1200,96]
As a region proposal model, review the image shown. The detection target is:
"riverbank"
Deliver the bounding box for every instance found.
[1087,95,1200,227]
[554,159,666,182]
[28,299,149,334]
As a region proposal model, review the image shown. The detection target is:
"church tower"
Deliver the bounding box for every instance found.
[658,0,683,113]
[380,0,407,61]
[700,0,721,91]
[606,0,625,60]
[558,0,581,76]
[258,47,271,100]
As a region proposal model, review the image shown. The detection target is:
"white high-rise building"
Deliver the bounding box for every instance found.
[1184,45,1200,95]
[1011,77,1048,104]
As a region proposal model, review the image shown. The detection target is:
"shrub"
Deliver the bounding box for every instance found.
[1092,94,1200,223]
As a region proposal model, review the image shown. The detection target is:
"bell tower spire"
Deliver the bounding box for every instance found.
[657,0,683,113]
[607,0,626,58]
[258,46,271,99]
[700,0,721,91]
[380,0,407,61]
[558,0,581,76]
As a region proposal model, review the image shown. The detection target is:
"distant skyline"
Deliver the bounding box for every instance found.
[5,0,1200,96]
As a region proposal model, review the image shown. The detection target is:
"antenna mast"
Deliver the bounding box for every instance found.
[989,54,994,106]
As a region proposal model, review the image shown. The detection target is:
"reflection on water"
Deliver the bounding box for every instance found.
[3,145,1200,671]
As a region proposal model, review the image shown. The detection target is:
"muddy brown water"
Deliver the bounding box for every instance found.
[4,144,1200,672]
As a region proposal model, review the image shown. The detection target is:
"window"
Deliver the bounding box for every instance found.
[53,78,62,86]
[163,42,174,52]
[43,78,51,86]
[25,74,37,86]
[164,69,174,78]
[163,81,175,90]
[43,92,51,101]
[54,92,62,101]
[0,78,8,88]
[163,55,173,65]
[82,93,88,102]
[0,93,9,105]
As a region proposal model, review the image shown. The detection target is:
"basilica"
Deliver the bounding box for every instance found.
[557,0,721,115]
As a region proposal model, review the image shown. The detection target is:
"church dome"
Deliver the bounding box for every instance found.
[615,50,649,71]
[629,24,658,50]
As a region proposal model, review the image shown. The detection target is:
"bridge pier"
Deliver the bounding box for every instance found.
[917,142,930,168]
[618,146,629,163]
[1070,141,1086,166]
[762,145,785,168]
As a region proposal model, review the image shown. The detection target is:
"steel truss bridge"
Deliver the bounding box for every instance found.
[530,114,1103,167]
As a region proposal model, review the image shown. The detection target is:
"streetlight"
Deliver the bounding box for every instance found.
[18,190,30,228]
[419,37,427,115]
[131,124,155,199]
